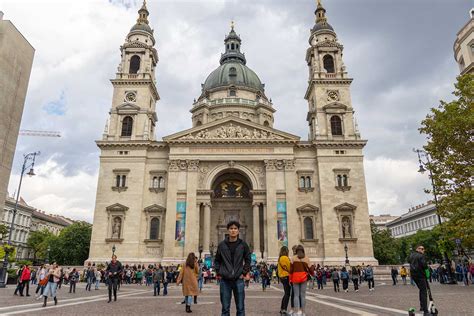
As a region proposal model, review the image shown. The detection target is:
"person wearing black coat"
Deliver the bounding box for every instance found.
[214,221,251,316]
[106,255,123,303]
[408,245,429,315]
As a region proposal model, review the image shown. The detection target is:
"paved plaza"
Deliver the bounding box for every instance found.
[0,280,472,315]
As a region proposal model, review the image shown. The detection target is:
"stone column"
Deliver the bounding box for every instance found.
[184,160,199,256]
[252,203,260,255]
[203,202,211,253]
[162,160,179,262]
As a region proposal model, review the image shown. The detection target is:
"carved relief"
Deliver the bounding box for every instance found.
[179,123,284,140]
[284,159,295,170]
[187,160,199,171]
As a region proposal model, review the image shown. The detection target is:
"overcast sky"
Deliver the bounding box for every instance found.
[2,0,471,222]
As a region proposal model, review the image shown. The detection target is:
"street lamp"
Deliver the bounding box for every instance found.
[0,151,40,288]
[209,242,216,266]
[344,243,349,265]
[112,244,116,257]
[414,148,456,284]
[198,245,203,259]
[45,245,50,264]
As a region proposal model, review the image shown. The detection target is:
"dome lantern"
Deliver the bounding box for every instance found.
[220,21,247,65]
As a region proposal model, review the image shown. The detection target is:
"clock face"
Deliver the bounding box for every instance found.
[125,92,136,102]
[328,91,339,101]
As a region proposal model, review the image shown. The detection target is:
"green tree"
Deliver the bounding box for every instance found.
[398,227,445,264]
[49,222,92,265]
[370,221,400,264]
[26,229,55,260]
[0,244,16,263]
[419,73,474,250]
[0,223,8,241]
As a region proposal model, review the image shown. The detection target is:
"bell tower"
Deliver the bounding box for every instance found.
[103,0,159,141]
[304,0,360,141]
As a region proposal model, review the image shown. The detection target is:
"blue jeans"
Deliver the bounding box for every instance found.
[163,282,168,295]
[185,295,193,305]
[154,281,160,295]
[43,281,57,298]
[220,278,245,316]
[198,277,203,291]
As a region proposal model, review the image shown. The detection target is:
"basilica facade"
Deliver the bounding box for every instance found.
[88,1,377,265]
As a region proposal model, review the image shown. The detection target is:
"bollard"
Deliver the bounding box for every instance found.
[408,307,416,316]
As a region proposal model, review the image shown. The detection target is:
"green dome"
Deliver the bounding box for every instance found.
[130,22,153,34]
[203,62,263,92]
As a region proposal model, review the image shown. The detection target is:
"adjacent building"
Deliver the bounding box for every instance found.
[0,12,35,217]
[386,201,446,238]
[454,8,474,74]
[88,1,377,266]
[1,195,71,259]
[369,214,399,231]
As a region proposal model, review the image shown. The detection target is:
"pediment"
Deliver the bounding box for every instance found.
[144,204,166,213]
[116,103,141,113]
[322,102,348,112]
[163,117,300,143]
[106,203,129,213]
[297,204,319,214]
[334,202,357,211]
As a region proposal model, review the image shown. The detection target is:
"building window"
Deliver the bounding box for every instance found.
[121,116,133,137]
[159,176,165,188]
[330,115,343,135]
[229,90,236,96]
[129,55,141,74]
[149,217,160,240]
[323,54,335,73]
[152,176,159,188]
[263,120,270,127]
[112,169,130,192]
[298,174,313,192]
[334,169,350,191]
[303,217,314,240]
[115,175,126,187]
[299,177,305,188]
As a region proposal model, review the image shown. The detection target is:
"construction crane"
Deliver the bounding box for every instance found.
[19,130,61,137]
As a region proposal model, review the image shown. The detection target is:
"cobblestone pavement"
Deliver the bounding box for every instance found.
[0,280,472,315]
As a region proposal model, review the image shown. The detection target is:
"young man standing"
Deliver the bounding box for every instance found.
[214,221,251,316]
[106,255,123,303]
[408,245,430,316]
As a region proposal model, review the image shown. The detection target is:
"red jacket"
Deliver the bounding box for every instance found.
[21,267,31,281]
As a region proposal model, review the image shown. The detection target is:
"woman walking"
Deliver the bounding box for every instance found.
[341,267,349,292]
[69,268,79,293]
[278,246,291,315]
[42,262,61,307]
[290,245,311,316]
[35,264,47,299]
[331,268,340,292]
[177,253,199,313]
[260,263,270,291]
[351,266,359,292]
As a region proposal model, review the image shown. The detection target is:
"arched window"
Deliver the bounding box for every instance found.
[337,175,343,187]
[152,176,159,188]
[121,116,133,137]
[330,115,342,135]
[158,176,165,188]
[231,43,235,50]
[196,121,202,126]
[116,175,121,187]
[299,177,305,188]
[304,217,314,240]
[121,175,127,187]
[150,217,160,240]
[323,55,335,73]
[305,176,311,188]
[343,175,348,187]
[129,55,141,74]
[229,67,237,77]
[263,121,270,127]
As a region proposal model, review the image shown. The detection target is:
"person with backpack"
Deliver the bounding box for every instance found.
[350,266,359,292]
[278,246,291,315]
[290,245,312,316]
[69,268,79,293]
[341,267,350,292]
[408,245,430,316]
[365,265,375,291]
[331,268,340,292]
[316,268,324,290]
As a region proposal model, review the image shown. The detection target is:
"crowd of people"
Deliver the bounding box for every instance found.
[8,220,474,316]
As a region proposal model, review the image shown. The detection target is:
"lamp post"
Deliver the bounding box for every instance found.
[198,245,203,259]
[112,244,116,257]
[45,245,50,264]
[0,151,40,288]
[414,148,456,284]
[344,243,349,265]
[209,242,216,267]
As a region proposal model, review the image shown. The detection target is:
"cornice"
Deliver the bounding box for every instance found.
[313,140,367,148]
[304,78,353,99]
[96,140,168,149]
[110,78,160,100]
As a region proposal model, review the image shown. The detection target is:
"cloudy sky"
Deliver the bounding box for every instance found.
[2,0,470,222]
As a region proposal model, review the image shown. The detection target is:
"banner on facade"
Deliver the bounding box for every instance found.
[175,201,186,247]
[277,201,288,248]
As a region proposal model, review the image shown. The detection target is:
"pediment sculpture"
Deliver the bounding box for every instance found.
[179,123,284,140]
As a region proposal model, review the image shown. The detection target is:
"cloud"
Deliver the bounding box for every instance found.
[2,0,471,222]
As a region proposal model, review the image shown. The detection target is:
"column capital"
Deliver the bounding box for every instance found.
[203,202,212,208]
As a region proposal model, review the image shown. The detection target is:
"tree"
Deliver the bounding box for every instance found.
[49,222,92,265]
[26,229,55,260]
[398,227,444,264]
[0,223,8,241]
[419,73,474,250]
[370,221,400,265]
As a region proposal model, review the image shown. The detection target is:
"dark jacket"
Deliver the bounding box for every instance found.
[214,237,251,281]
[106,261,123,279]
[408,251,428,279]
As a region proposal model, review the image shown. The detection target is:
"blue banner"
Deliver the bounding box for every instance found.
[175,201,186,247]
[277,201,288,248]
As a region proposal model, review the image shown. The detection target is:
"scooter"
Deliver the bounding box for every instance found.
[425,279,438,316]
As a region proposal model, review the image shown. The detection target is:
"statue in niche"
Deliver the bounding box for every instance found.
[342,216,351,238]
[112,217,122,238]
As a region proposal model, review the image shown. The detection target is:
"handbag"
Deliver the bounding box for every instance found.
[39,278,48,286]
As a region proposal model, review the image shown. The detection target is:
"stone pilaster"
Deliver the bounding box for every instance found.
[203,202,211,253]
[184,160,199,255]
[284,159,298,250]
[264,159,278,261]
[162,160,180,261]
[252,202,260,255]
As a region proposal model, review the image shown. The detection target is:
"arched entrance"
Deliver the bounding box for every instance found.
[210,172,253,246]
